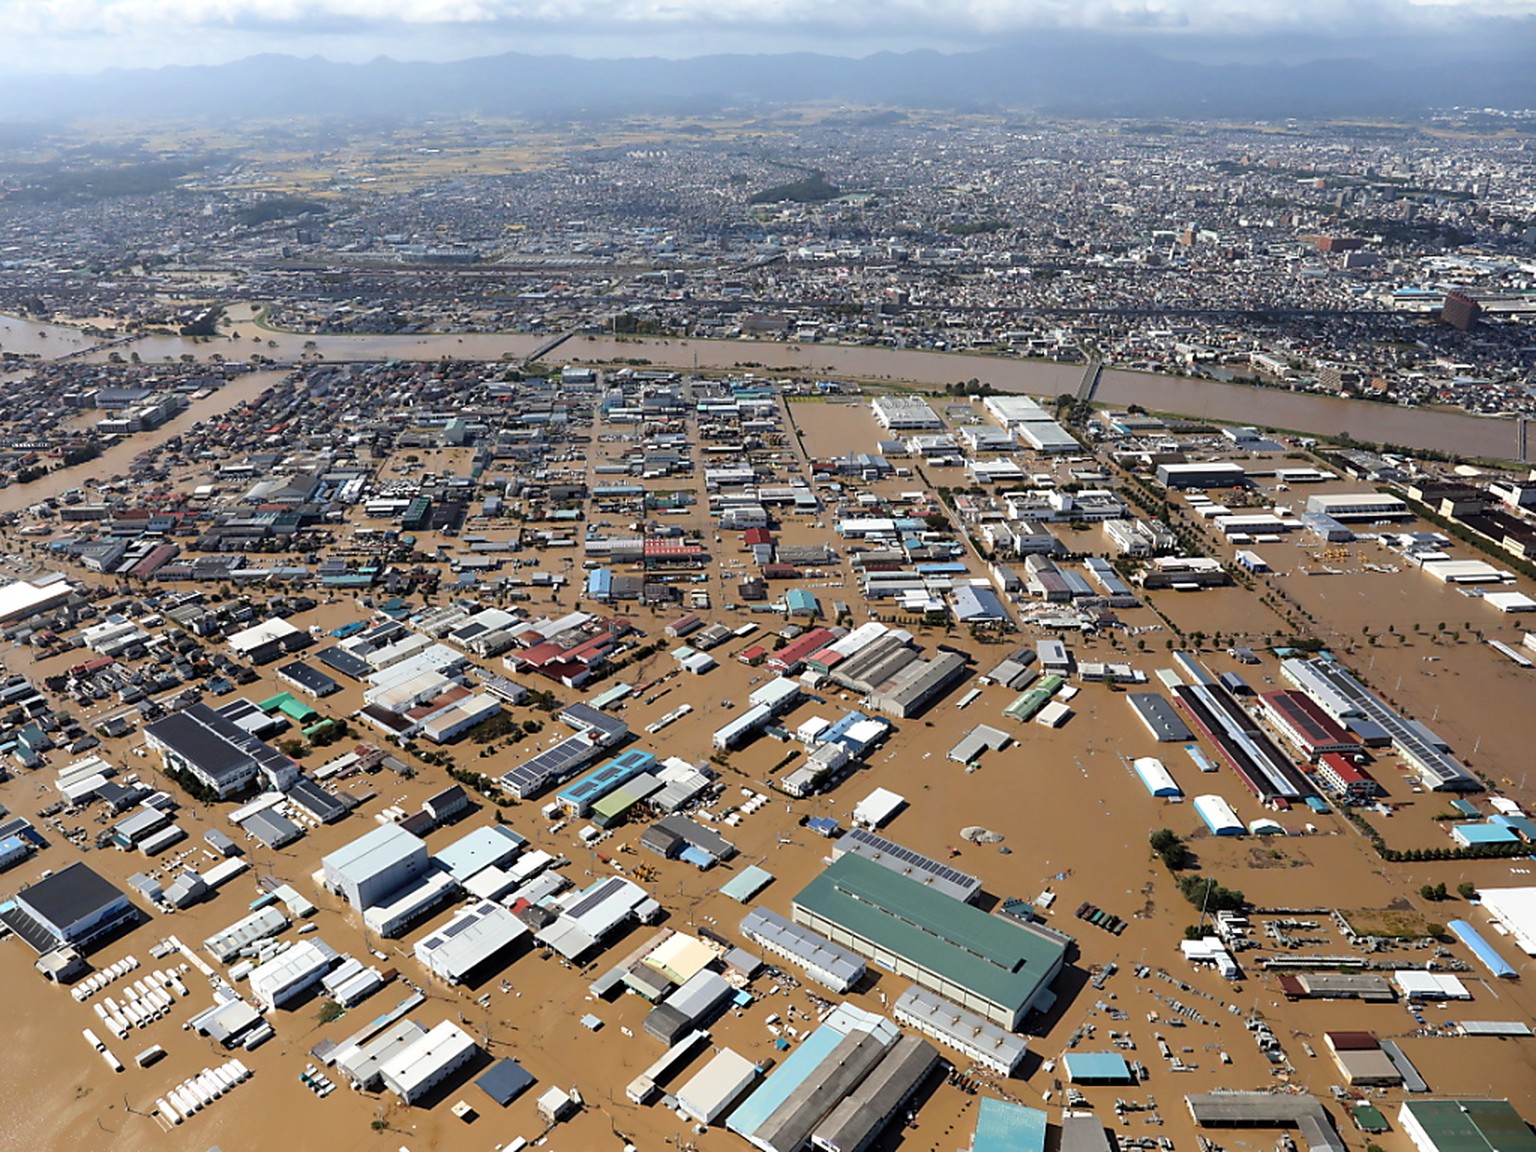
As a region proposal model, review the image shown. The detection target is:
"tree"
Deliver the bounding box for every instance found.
[1457,881,1477,900]
[1177,874,1245,913]
[1150,829,1192,870]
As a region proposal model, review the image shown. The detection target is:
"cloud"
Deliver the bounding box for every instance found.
[2,0,1532,71]
[8,0,1533,38]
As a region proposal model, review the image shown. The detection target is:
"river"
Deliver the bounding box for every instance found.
[0,369,285,516]
[82,313,546,367]
[7,312,1525,462]
[564,335,1527,462]
[0,314,96,357]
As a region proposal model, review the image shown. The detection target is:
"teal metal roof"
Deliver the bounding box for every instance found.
[1063,1051,1134,1082]
[791,853,1064,1018]
[721,865,774,903]
[972,1098,1047,1152]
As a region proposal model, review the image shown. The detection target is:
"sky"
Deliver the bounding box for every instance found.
[3,0,1534,73]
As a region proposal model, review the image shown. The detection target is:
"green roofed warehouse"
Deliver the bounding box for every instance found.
[791,852,1066,1030]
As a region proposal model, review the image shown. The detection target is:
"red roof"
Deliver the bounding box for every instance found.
[743,528,774,545]
[1325,1031,1380,1050]
[768,627,838,670]
[1318,752,1376,785]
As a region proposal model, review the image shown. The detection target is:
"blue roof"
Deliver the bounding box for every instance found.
[728,1025,844,1140]
[819,710,867,743]
[556,749,657,814]
[973,1098,1048,1152]
[785,588,819,612]
[476,1057,535,1105]
[1491,814,1536,841]
[586,568,613,596]
[679,845,716,869]
[1448,920,1517,979]
[1454,822,1519,845]
[1063,1052,1134,1082]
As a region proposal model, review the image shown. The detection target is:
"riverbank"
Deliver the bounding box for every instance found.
[8,312,1527,462]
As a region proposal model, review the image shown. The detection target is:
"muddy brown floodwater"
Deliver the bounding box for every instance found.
[0,371,286,514]
[2,366,1535,1152]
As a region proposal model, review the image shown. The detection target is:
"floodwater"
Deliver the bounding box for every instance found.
[569,335,1526,462]
[0,314,96,357]
[90,329,548,368]
[3,367,1536,1152]
[10,309,1525,460]
[0,370,286,514]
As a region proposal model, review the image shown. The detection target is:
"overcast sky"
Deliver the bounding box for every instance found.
[5,0,1534,72]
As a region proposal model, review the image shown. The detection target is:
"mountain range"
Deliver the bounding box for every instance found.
[4,31,1536,123]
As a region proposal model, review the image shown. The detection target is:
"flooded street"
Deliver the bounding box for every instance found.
[0,370,286,514]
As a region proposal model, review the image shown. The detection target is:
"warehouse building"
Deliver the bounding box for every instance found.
[1398,1100,1536,1152]
[1259,691,1359,758]
[727,1003,899,1152]
[0,862,137,956]
[414,900,528,984]
[1194,794,1244,836]
[322,824,432,912]
[1282,658,1479,792]
[810,1033,939,1152]
[0,576,77,625]
[1132,756,1182,798]
[831,828,982,903]
[249,939,336,1011]
[740,906,866,993]
[144,702,299,799]
[872,396,942,430]
[335,1020,427,1091]
[1304,493,1412,522]
[893,984,1028,1075]
[1276,972,1395,1002]
[792,854,1066,1029]
[363,871,460,939]
[644,969,736,1045]
[1127,693,1195,743]
[556,749,658,818]
[499,732,605,799]
[642,814,737,869]
[972,1099,1048,1152]
[866,651,968,719]
[1186,1093,1346,1152]
[379,1020,479,1105]
[1156,462,1247,489]
[677,1048,759,1126]
[475,1058,536,1108]
[1063,1052,1136,1084]
[433,824,526,883]
[1323,1032,1401,1087]
[535,875,660,961]
[1477,886,1536,956]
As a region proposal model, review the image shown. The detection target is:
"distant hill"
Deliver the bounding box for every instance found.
[4,31,1536,123]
